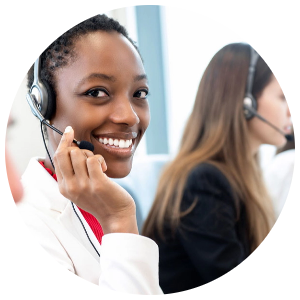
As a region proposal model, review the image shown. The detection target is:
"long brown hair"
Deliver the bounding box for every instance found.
[142,43,275,252]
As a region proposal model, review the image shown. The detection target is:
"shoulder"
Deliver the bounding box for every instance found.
[179,163,241,234]
[186,163,234,197]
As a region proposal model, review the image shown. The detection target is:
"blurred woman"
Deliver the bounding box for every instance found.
[143,43,292,293]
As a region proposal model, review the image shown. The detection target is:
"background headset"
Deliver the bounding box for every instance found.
[26,57,94,151]
[243,46,293,141]
[243,46,259,120]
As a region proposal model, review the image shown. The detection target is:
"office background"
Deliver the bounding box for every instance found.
[8,5,274,173]
[7,5,277,175]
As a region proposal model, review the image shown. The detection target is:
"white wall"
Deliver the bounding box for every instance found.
[7,76,45,175]
[160,6,278,166]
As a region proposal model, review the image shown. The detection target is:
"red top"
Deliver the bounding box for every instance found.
[39,161,103,244]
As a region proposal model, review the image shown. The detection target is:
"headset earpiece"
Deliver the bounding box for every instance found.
[243,93,257,120]
[243,46,260,120]
[27,57,56,121]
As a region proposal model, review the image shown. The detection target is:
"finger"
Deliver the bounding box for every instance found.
[86,155,108,181]
[70,148,95,175]
[96,155,107,172]
[53,145,78,179]
[70,148,90,179]
[56,126,75,152]
[54,126,82,179]
[82,149,94,159]
[55,162,63,183]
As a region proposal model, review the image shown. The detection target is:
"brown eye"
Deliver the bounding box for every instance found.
[134,89,148,99]
[85,88,108,98]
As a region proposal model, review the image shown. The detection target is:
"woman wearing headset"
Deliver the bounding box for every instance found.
[142,43,292,293]
[17,14,162,294]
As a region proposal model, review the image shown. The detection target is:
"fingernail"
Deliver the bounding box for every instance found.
[64,126,72,133]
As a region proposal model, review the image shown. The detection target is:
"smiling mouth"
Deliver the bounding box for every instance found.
[91,133,138,158]
[91,129,139,158]
[98,137,133,149]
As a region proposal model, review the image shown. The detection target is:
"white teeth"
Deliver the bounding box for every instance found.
[119,139,125,148]
[98,137,133,148]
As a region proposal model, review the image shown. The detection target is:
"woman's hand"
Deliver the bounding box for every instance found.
[53,126,138,235]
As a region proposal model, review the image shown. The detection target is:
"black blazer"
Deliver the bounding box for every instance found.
[155,163,250,294]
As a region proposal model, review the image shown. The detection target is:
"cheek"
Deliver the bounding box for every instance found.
[257,96,288,126]
[137,104,150,131]
[54,97,106,134]
[248,114,286,147]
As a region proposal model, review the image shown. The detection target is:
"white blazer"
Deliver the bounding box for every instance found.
[17,157,162,294]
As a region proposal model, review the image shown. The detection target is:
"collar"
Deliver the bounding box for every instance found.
[38,160,104,244]
[39,161,57,181]
[21,157,69,213]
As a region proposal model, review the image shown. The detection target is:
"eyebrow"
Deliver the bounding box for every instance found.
[134,74,148,82]
[78,73,116,86]
[77,72,148,87]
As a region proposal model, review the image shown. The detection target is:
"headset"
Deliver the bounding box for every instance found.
[26,57,94,151]
[27,57,56,121]
[243,46,259,120]
[243,46,293,141]
[26,57,99,257]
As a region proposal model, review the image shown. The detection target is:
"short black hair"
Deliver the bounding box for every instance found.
[27,14,141,94]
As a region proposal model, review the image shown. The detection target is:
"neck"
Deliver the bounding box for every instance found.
[248,133,262,156]
[44,155,55,173]
[42,130,57,173]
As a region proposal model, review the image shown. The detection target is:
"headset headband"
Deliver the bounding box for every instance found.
[243,46,260,120]
[245,47,259,98]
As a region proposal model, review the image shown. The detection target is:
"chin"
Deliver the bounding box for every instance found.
[105,160,133,179]
[277,140,288,149]
[270,136,287,148]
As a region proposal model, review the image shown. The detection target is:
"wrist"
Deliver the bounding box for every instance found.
[100,215,139,235]
[96,205,139,235]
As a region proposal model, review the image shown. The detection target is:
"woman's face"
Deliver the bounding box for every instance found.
[49,31,150,178]
[247,75,292,151]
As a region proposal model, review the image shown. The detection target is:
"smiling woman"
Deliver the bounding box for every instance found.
[46,30,150,178]
[16,14,162,294]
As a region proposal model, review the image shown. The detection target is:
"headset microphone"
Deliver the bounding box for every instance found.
[26,57,99,258]
[243,103,293,141]
[243,46,293,142]
[26,93,94,152]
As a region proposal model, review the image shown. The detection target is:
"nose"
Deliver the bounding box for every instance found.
[110,97,140,127]
[287,104,291,117]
